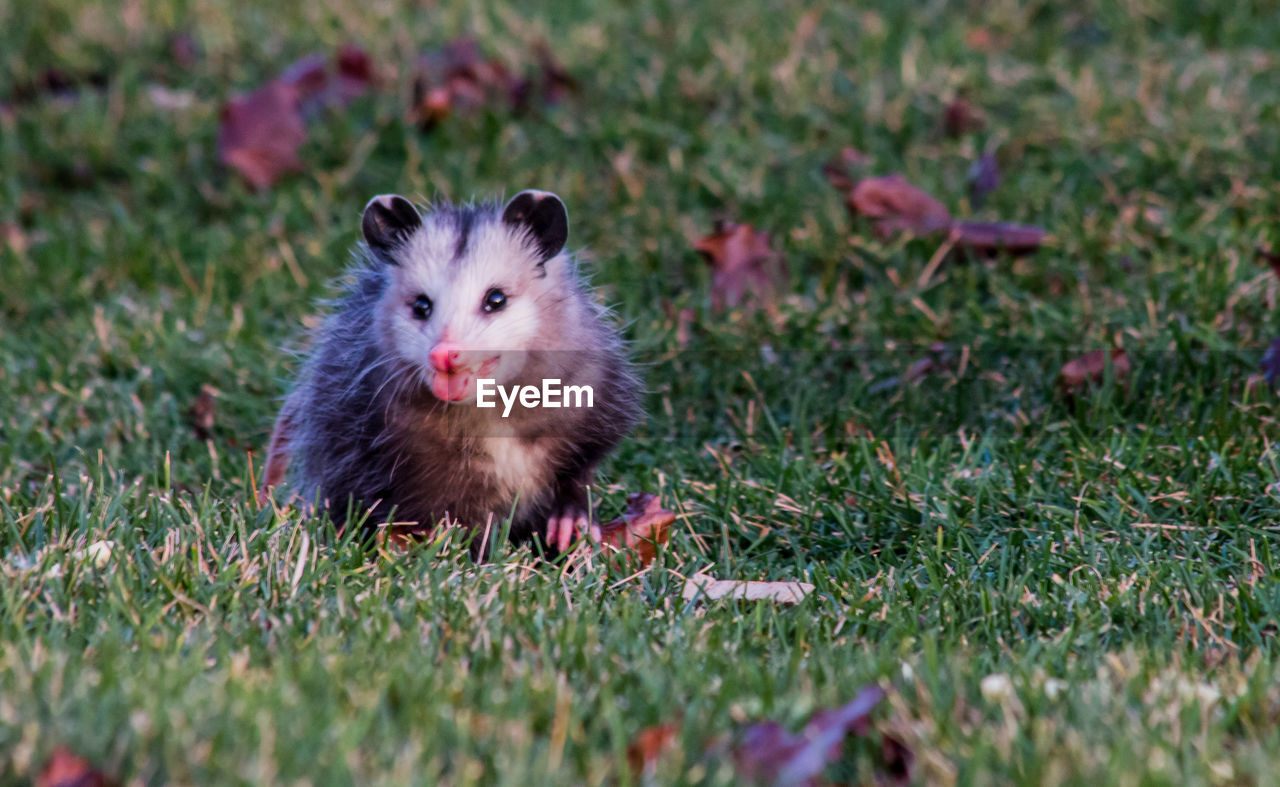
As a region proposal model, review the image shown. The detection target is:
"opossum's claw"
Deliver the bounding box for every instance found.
[546,507,594,554]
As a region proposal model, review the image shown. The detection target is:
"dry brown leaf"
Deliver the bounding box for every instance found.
[1058,348,1130,395]
[879,732,915,785]
[334,44,376,104]
[836,173,1045,257]
[529,41,578,106]
[598,493,674,567]
[37,746,114,787]
[964,27,1008,52]
[218,79,306,190]
[2,223,29,253]
[168,32,201,69]
[694,221,787,311]
[219,47,377,189]
[675,307,694,349]
[627,723,679,778]
[682,572,814,604]
[187,385,217,440]
[822,146,871,192]
[1262,339,1280,389]
[10,68,108,104]
[967,153,1001,206]
[1259,245,1280,280]
[410,38,578,128]
[951,220,1044,256]
[943,97,984,138]
[411,39,517,128]
[847,175,952,238]
[733,686,885,785]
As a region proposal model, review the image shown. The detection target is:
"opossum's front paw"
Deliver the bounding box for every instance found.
[545,506,600,554]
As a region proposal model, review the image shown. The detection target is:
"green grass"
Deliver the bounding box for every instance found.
[4,0,1280,783]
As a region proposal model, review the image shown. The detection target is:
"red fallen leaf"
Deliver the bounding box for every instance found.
[627,723,679,777]
[694,221,787,311]
[37,746,114,787]
[168,32,201,69]
[598,493,674,567]
[220,47,376,189]
[336,45,376,94]
[822,147,871,192]
[529,41,578,106]
[967,153,1000,206]
[964,27,1008,52]
[1262,339,1280,388]
[1259,246,1280,280]
[411,39,518,128]
[9,68,109,104]
[218,79,306,190]
[880,733,915,785]
[951,220,1044,255]
[675,307,694,349]
[2,223,29,253]
[187,384,217,440]
[943,97,984,138]
[847,175,952,238]
[1058,348,1130,395]
[733,686,885,786]
[278,54,330,99]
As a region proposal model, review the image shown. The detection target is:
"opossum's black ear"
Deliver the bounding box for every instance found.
[502,190,568,263]
[362,194,422,256]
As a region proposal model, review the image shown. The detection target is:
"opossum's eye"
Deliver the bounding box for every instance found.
[410,294,433,321]
[482,288,507,314]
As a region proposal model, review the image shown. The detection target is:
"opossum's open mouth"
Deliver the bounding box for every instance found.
[430,356,501,403]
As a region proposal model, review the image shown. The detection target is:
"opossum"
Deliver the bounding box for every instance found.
[260,190,641,555]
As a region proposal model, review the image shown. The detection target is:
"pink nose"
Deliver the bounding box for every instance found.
[429,344,462,373]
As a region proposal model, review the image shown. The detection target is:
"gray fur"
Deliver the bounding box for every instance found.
[276,198,641,552]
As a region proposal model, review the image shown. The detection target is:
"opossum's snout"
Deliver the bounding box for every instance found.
[426,342,501,403]
[428,344,462,374]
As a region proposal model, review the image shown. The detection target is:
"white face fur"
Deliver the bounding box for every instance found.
[362,191,575,404]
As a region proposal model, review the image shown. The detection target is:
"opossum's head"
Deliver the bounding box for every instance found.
[362,190,573,403]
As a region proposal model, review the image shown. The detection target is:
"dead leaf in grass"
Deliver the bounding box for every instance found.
[950,220,1044,256]
[10,68,108,104]
[967,153,1000,206]
[37,746,114,787]
[410,39,517,128]
[847,175,952,238]
[943,97,984,138]
[627,723,679,778]
[2,223,30,253]
[527,41,578,107]
[822,146,871,192]
[219,47,377,189]
[187,385,217,440]
[333,44,377,104]
[879,733,915,784]
[733,686,885,785]
[836,172,1045,257]
[694,221,787,311]
[964,28,1008,52]
[598,493,674,567]
[168,32,201,69]
[218,79,307,189]
[682,572,814,604]
[1262,339,1280,389]
[1259,246,1280,280]
[1058,348,1130,395]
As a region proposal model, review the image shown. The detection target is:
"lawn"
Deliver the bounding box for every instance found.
[4,0,1280,783]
